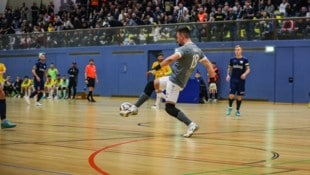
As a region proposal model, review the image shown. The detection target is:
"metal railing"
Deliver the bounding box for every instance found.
[0,17,309,50]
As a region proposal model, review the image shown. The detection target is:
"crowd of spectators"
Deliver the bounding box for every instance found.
[0,0,309,49]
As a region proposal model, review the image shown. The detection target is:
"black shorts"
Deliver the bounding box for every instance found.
[34,79,45,91]
[229,79,245,96]
[86,77,95,87]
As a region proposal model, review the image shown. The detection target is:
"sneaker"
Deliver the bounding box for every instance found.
[24,96,30,105]
[226,107,232,116]
[183,122,199,138]
[151,105,158,109]
[1,120,16,129]
[212,99,218,103]
[120,105,138,117]
[35,102,42,106]
[235,110,241,117]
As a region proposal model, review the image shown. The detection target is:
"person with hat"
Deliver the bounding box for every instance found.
[24,52,47,106]
[67,62,79,99]
[149,52,172,109]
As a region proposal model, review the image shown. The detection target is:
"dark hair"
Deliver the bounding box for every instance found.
[177,27,191,38]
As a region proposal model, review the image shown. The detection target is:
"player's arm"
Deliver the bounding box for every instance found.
[148,53,180,74]
[84,66,88,81]
[0,64,6,74]
[200,57,217,93]
[241,64,250,80]
[32,65,40,81]
[95,72,98,83]
[226,64,232,82]
[200,57,216,79]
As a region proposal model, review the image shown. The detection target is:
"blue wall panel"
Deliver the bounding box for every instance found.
[0,40,309,103]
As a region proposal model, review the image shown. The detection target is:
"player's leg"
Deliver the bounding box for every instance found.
[0,83,16,129]
[235,81,245,117]
[68,81,72,99]
[226,81,236,116]
[35,82,44,106]
[86,78,95,102]
[25,82,38,105]
[164,80,198,138]
[72,80,77,99]
[120,77,168,117]
[135,76,168,108]
[152,79,167,109]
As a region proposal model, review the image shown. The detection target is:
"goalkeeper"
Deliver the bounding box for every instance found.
[149,52,172,109]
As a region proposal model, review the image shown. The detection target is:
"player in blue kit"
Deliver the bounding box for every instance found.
[24,52,47,106]
[226,45,251,117]
[120,27,217,138]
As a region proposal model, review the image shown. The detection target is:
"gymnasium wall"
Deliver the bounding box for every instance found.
[0,40,309,103]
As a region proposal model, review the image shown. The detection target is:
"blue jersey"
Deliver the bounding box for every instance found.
[34,61,47,79]
[229,57,249,81]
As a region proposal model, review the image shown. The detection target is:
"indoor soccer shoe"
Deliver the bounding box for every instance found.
[183,122,199,138]
[235,110,241,117]
[35,102,42,106]
[226,107,232,116]
[1,120,16,129]
[24,96,30,105]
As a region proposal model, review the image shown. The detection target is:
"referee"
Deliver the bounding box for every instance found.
[84,59,98,102]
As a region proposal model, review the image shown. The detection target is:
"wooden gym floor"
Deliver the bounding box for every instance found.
[0,97,309,175]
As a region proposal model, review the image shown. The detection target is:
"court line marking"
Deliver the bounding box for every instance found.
[0,163,72,175]
[88,138,150,175]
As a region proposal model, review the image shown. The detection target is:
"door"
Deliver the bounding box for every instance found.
[275,47,293,103]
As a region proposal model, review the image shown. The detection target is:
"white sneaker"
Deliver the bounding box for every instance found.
[151,105,158,109]
[24,96,30,105]
[183,122,199,138]
[120,105,138,117]
[35,102,42,106]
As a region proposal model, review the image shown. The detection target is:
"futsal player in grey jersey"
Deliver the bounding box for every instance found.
[120,27,217,138]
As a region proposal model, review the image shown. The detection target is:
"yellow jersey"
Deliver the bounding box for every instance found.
[21,79,32,88]
[44,79,55,88]
[151,61,172,79]
[0,63,6,83]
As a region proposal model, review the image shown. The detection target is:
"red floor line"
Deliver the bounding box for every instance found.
[88,138,150,175]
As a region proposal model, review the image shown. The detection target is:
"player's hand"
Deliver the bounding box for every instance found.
[226,75,230,82]
[241,74,246,80]
[146,70,156,76]
[36,76,41,82]
[85,80,88,84]
[209,83,217,93]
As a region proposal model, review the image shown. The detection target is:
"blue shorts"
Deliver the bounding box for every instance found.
[34,80,45,91]
[229,79,245,96]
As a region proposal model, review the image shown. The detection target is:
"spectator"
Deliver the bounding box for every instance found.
[31,2,39,25]
[279,0,289,17]
[265,0,275,16]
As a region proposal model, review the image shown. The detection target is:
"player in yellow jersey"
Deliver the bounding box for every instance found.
[150,53,172,109]
[21,76,32,97]
[0,63,16,129]
[54,74,62,99]
[44,75,55,99]
[59,75,69,99]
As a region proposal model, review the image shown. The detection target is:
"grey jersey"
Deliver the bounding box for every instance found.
[169,42,206,88]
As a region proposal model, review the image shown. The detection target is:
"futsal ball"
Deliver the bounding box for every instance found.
[120,102,132,111]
